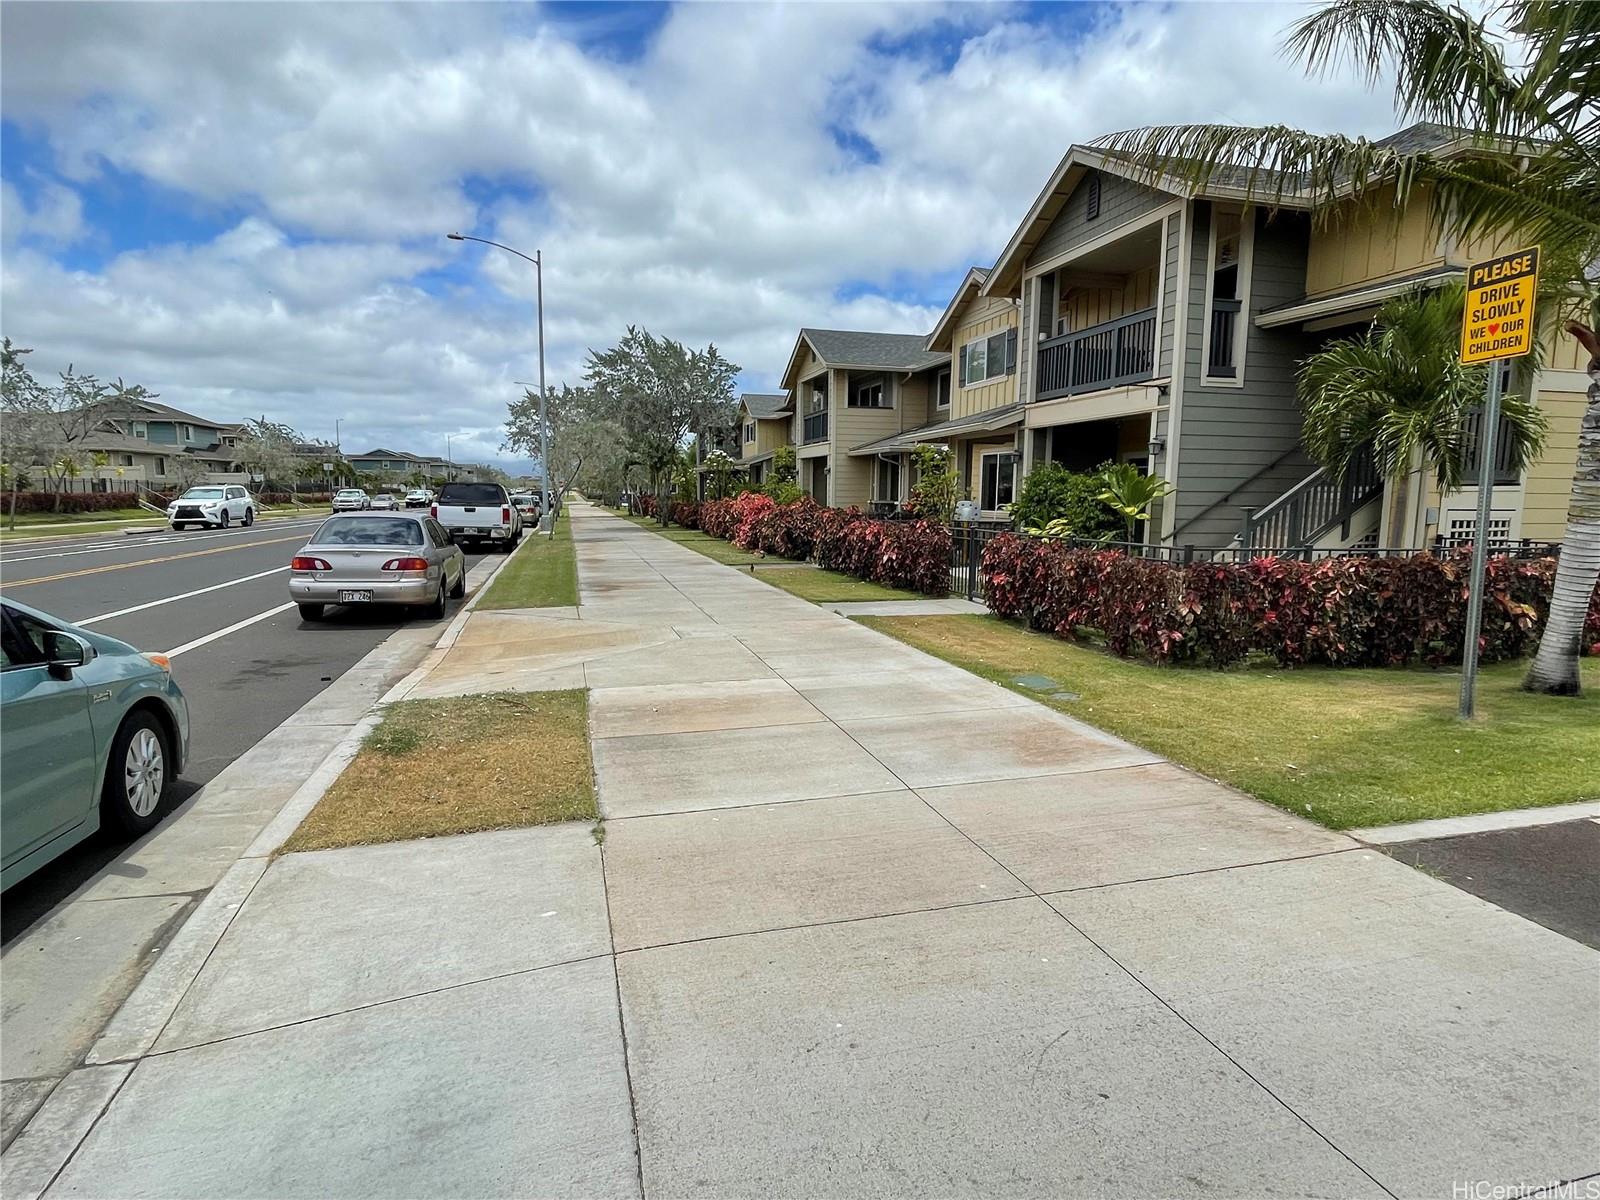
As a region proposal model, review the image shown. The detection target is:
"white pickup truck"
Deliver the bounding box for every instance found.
[431,482,523,551]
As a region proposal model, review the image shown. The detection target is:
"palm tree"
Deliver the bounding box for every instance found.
[1298,285,1546,544]
[1098,0,1599,694]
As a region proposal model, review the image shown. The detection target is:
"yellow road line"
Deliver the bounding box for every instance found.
[3,532,309,587]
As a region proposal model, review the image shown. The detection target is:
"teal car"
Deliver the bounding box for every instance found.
[1,598,189,890]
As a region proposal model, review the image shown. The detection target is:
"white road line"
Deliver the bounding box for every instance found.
[78,566,292,626]
[0,519,327,565]
[166,602,296,659]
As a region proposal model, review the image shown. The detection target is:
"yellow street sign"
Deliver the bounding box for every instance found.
[1461,246,1539,363]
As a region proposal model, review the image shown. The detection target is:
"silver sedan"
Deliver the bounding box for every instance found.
[289,512,466,622]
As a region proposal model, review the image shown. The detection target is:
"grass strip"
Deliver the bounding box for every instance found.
[280,690,595,853]
[859,613,1600,830]
[476,517,578,609]
[757,567,922,603]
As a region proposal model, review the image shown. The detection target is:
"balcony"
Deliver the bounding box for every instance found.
[803,410,829,444]
[1035,307,1156,401]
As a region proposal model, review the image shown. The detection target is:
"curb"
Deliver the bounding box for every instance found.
[1349,799,1600,845]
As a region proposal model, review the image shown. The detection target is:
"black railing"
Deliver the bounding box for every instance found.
[1036,307,1157,400]
[803,411,828,444]
[949,522,1011,601]
[1208,298,1241,378]
[1463,408,1522,486]
[1240,447,1383,550]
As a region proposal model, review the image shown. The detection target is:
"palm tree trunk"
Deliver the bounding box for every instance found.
[1524,347,1600,695]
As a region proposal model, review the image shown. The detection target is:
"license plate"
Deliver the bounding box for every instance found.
[339,590,373,603]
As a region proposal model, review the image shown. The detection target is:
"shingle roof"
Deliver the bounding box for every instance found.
[848,403,1024,456]
[350,448,422,460]
[110,398,232,429]
[801,329,948,372]
[741,393,791,419]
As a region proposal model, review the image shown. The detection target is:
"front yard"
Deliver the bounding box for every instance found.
[861,614,1600,830]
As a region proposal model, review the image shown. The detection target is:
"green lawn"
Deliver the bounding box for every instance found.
[476,518,578,609]
[616,513,768,565]
[859,613,1600,830]
[758,567,922,603]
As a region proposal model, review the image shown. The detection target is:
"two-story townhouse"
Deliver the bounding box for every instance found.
[778,329,948,509]
[734,393,794,486]
[978,121,1586,551]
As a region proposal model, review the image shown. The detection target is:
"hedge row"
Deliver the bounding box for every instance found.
[2,490,152,514]
[980,533,1600,668]
[682,494,951,596]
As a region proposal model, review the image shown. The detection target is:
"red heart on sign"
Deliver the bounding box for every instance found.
[1488,322,1500,334]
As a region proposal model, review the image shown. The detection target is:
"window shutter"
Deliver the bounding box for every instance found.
[959,344,969,384]
[1004,328,1018,375]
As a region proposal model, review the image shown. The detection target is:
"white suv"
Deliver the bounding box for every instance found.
[331,489,371,512]
[168,485,257,530]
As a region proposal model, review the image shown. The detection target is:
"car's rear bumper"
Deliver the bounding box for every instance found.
[289,576,437,604]
[445,525,512,540]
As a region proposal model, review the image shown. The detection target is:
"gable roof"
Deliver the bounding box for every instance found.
[109,398,232,429]
[926,267,991,352]
[350,447,420,460]
[739,392,791,419]
[780,328,947,388]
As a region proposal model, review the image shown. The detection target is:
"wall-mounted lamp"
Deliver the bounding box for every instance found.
[1148,436,1167,460]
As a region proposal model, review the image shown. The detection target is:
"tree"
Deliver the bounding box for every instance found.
[1010,462,1124,540]
[582,326,740,525]
[908,444,960,523]
[701,447,740,500]
[1098,0,1599,694]
[233,416,305,491]
[1096,463,1174,542]
[1298,285,1546,543]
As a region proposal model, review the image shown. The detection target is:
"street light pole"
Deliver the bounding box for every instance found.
[448,232,552,535]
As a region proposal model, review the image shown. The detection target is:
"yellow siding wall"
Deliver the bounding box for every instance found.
[1522,385,1586,540]
[1304,184,1443,297]
[1060,266,1157,329]
[754,418,789,456]
[953,296,1020,420]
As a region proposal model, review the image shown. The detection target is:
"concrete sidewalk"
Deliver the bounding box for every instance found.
[13,502,1596,1199]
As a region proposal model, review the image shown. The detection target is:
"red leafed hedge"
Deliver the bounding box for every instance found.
[693,494,950,596]
[980,533,1600,668]
[670,501,701,529]
[3,490,148,514]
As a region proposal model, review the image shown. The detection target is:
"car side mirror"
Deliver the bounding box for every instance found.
[44,631,97,681]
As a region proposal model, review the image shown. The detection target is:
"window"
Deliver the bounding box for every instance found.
[960,329,1017,387]
[807,379,828,412]
[744,421,756,443]
[312,516,426,546]
[935,368,951,410]
[438,483,506,505]
[873,457,901,502]
[849,376,889,408]
[120,454,135,466]
[1204,208,1249,381]
[132,422,147,438]
[1086,173,1102,221]
[980,452,1017,511]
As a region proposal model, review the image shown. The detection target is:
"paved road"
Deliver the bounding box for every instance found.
[0,516,491,942]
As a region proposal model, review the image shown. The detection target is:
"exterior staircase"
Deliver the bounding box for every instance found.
[1232,446,1384,554]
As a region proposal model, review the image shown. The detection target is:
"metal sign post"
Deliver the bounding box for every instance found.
[1457,246,1539,719]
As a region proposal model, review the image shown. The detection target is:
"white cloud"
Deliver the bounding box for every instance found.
[1,1,1408,463]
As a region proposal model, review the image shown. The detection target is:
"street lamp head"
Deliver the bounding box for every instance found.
[446,232,464,241]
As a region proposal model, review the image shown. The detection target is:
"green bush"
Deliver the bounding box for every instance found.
[1009,463,1122,539]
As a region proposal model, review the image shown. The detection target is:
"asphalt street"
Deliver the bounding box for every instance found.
[0,515,491,941]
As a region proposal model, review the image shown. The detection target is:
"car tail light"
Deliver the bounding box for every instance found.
[382,556,430,572]
[501,506,511,525]
[430,504,438,519]
[291,556,332,571]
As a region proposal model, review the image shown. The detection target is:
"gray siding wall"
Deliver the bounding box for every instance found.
[1034,170,1169,265]
[1017,278,1034,406]
[1171,203,1318,548]
[1158,214,1182,379]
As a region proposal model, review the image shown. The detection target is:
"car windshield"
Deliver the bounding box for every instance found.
[311,516,424,546]
[510,493,532,503]
[180,488,225,500]
[335,490,364,498]
[438,483,504,505]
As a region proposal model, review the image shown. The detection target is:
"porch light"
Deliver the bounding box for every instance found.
[1148,436,1167,459]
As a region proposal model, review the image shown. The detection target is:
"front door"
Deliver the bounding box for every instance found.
[1,608,98,870]
[810,457,828,505]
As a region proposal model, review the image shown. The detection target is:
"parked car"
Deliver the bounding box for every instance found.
[509,490,542,523]
[431,482,523,551]
[167,484,256,530]
[332,488,370,512]
[404,488,433,509]
[289,512,466,622]
[1,599,189,890]
[370,493,398,511]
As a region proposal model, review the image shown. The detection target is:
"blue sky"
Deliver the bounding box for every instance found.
[1,1,1398,468]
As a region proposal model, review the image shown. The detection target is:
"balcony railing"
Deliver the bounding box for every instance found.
[803,410,829,444]
[1207,298,1241,378]
[1463,407,1522,486]
[1036,307,1157,401]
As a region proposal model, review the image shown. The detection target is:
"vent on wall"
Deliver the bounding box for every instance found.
[1086,174,1102,221]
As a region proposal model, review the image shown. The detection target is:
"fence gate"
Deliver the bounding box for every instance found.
[948,524,1004,602]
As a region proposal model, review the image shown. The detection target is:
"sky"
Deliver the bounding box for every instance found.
[1,0,1405,471]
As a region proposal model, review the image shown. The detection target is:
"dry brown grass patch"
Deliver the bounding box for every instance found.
[280,690,595,853]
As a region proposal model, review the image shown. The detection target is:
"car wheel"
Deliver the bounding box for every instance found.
[243,507,255,527]
[298,602,325,621]
[170,523,185,532]
[218,510,230,529]
[449,563,466,598]
[102,710,172,838]
[423,579,447,620]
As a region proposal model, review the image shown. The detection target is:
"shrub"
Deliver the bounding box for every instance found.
[3,490,147,515]
[729,492,775,549]
[1009,464,1122,539]
[978,538,1600,669]
[699,497,738,539]
[670,501,701,529]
